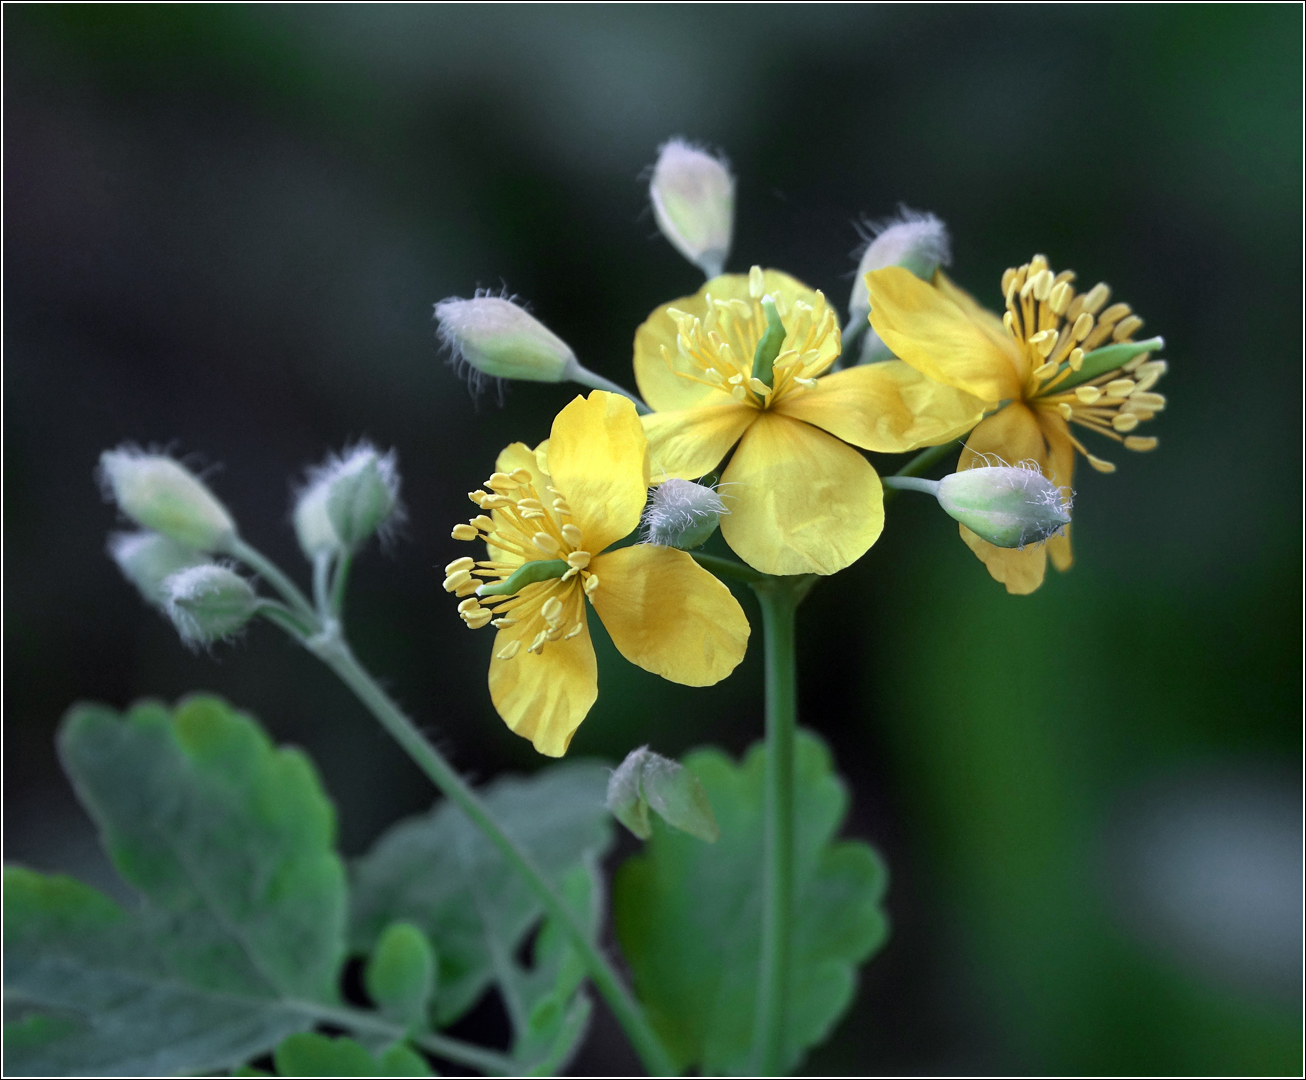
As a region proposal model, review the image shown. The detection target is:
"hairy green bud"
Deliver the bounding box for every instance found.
[607,745,719,843]
[435,293,579,391]
[108,531,210,608]
[936,464,1071,548]
[98,448,236,551]
[649,138,735,278]
[164,564,259,646]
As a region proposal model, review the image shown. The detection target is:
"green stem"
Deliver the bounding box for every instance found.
[312,552,332,615]
[330,549,353,618]
[226,537,316,621]
[306,632,677,1078]
[690,550,769,585]
[256,600,318,639]
[569,363,652,415]
[747,575,810,1075]
[883,438,961,503]
[287,999,514,1076]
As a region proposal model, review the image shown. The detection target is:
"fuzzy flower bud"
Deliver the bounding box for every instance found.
[434,294,579,392]
[849,209,951,363]
[648,138,735,278]
[936,464,1071,548]
[292,480,337,559]
[640,478,727,550]
[98,448,236,552]
[607,746,719,843]
[164,564,259,646]
[108,531,210,608]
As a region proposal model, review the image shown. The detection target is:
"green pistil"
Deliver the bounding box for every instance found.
[476,558,569,597]
[751,297,786,389]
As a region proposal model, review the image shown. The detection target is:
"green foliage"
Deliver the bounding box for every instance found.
[365,922,437,1029]
[351,761,612,1070]
[272,1032,432,1076]
[3,696,348,1076]
[613,730,889,1075]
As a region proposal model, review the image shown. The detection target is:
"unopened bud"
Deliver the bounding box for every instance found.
[98,448,236,552]
[936,464,1071,548]
[849,208,951,363]
[109,531,210,608]
[164,564,258,645]
[434,293,579,391]
[325,444,401,551]
[641,478,726,550]
[292,480,338,559]
[607,746,719,843]
[648,138,735,278]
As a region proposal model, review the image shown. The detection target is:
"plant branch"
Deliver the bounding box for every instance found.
[883,439,961,503]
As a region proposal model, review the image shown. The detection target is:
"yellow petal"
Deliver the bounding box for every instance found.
[719,412,883,576]
[932,269,1032,384]
[633,269,836,411]
[488,608,597,757]
[588,546,749,685]
[486,442,549,566]
[957,401,1048,473]
[774,360,985,453]
[547,391,650,554]
[1037,410,1076,572]
[960,525,1047,595]
[865,266,1022,403]
[642,402,756,481]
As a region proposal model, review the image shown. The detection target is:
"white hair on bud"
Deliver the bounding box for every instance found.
[955,456,1073,547]
[433,287,518,402]
[293,440,406,551]
[641,478,728,547]
[162,561,255,650]
[853,206,952,277]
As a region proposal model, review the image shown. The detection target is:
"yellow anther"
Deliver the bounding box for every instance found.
[1086,453,1116,474]
[561,566,579,581]
[1071,312,1095,341]
[471,514,495,531]
[1029,329,1058,358]
[510,468,533,485]
[1057,402,1074,420]
[729,299,752,320]
[527,630,548,654]
[1068,347,1085,371]
[792,299,812,314]
[445,557,475,576]
[496,639,521,660]
[704,367,725,384]
[584,574,599,595]
[731,385,748,402]
[1032,268,1054,301]
[479,494,511,509]
[1129,391,1166,411]
[561,523,583,547]
[546,626,565,642]
[1124,436,1159,452]
[747,377,772,396]
[451,523,478,541]
[794,377,818,389]
[666,306,691,323]
[468,490,488,505]
[800,349,821,366]
[551,498,572,516]
[541,596,564,625]
[1028,254,1049,276]
[1075,386,1103,405]
[772,349,799,370]
[491,617,517,628]
[675,334,692,359]
[532,532,560,554]
[728,373,744,385]
[1112,413,1140,433]
[1106,378,1137,397]
[748,265,765,298]
[516,498,544,512]
[566,550,591,570]
[563,623,584,640]
[772,291,790,317]
[486,471,517,492]
[1033,361,1059,381]
[1003,311,1016,335]
[1048,280,1072,314]
[463,608,493,629]
[456,597,481,614]
[1081,283,1109,314]
[1098,302,1132,326]
[443,569,473,592]
[1112,315,1143,341]
[1001,267,1018,294]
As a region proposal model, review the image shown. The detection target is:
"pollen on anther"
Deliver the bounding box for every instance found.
[510,468,533,485]
[446,557,475,576]
[1112,315,1143,341]
[527,630,548,654]
[457,597,481,614]
[749,265,765,299]
[1106,378,1137,397]
[452,523,478,541]
[533,532,561,554]
[1075,386,1102,404]
[541,596,564,625]
[1125,436,1159,452]
[584,575,599,595]
[563,623,584,640]
[561,523,584,547]
[496,640,521,661]
[747,377,772,396]
[463,609,492,629]
[471,515,495,531]
[443,569,473,592]
[1057,402,1073,420]
[566,550,591,570]
[1111,413,1140,433]
[1068,347,1085,371]
[1086,453,1117,474]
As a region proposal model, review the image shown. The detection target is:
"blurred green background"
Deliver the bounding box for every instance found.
[5,5,1301,1075]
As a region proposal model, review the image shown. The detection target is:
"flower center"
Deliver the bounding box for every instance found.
[659,265,839,410]
[1002,254,1168,473]
[445,466,596,656]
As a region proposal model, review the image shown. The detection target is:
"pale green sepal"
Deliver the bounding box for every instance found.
[607,746,720,843]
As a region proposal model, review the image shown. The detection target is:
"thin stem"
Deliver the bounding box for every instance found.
[255,600,317,640]
[881,475,940,496]
[330,549,353,617]
[312,552,332,615]
[226,537,316,620]
[748,576,807,1075]
[569,362,652,415]
[691,550,769,585]
[306,631,677,1078]
[883,438,961,503]
[287,999,514,1076]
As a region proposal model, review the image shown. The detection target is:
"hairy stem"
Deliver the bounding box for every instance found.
[226,537,316,620]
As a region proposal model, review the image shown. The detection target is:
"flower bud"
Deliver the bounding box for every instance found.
[607,746,719,843]
[164,564,259,646]
[648,138,735,278]
[640,478,727,550]
[108,531,210,608]
[936,464,1071,548]
[849,209,951,363]
[98,448,236,552]
[318,443,402,551]
[292,479,338,559]
[434,293,579,391]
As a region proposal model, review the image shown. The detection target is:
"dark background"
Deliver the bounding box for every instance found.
[5,5,1301,1074]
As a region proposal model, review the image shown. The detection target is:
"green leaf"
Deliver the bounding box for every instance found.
[4,695,350,1076]
[351,760,613,1028]
[4,866,309,1076]
[273,1032,432,1076]
[365,922,436,1029]
[613,730,890,1075]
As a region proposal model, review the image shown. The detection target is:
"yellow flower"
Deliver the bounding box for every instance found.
[633,266,986,576]
[866,254,1167,594]
[445,391,749,757]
